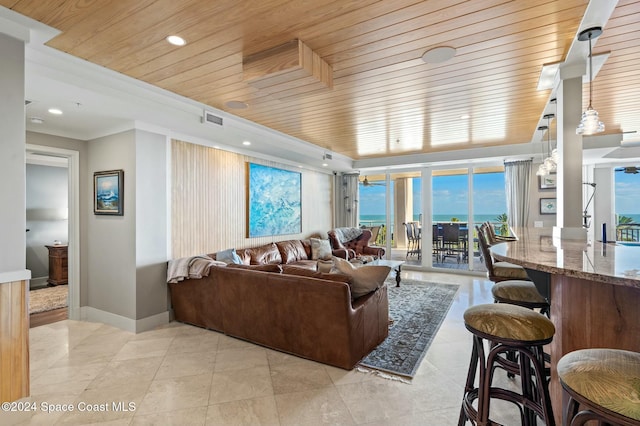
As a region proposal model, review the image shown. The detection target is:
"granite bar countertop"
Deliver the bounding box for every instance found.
[489,227,640,289]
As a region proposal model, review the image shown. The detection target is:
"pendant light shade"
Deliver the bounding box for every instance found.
[536,124,549,176]
[576,27,604,135]
[542,113,556,172]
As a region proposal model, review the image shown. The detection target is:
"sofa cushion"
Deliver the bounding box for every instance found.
[235,249,252,265]
[276,240,309,264]
[249,243,283,265]
[310,238,332,260]
[227,263,282,273]
[288,259,317,270]
[334,257,391,299]
[300,239,313,258]
[282,265,351,284]
[317,259,333,273]
[215,248,243,265]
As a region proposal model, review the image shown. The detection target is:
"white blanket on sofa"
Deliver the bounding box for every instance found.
[167,255,224,283]
[335,227,363,243]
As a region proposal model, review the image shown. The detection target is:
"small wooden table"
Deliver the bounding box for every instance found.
[45,244,68,286]
[368,259,404,286]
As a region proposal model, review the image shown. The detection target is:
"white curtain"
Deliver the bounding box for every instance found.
[334,173,359,228]
[504,159,532,229]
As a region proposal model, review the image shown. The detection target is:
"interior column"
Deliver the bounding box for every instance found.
[554,74,587,241]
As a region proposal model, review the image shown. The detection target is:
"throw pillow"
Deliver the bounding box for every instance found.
[310,238,332,260]
[215,248,243,265]
[334,257,390,299]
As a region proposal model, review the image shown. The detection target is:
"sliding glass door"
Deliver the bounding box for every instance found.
[358,166,505,270]
[358,174,392,249]
[432,169,470,270]
[615,166,640,242]
[430,166,506,272]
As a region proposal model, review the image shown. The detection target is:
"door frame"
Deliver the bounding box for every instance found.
[26,144,80,320]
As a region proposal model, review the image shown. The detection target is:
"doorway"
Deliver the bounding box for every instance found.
[25,144,80,323]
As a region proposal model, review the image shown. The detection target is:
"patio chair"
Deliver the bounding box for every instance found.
[402,222,421,259]
[441,223,465,263]
[432,224,443,262]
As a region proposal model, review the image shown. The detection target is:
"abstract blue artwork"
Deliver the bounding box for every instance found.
[247,163,301,237]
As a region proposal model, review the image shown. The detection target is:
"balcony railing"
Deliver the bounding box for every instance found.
[617,223,640,242]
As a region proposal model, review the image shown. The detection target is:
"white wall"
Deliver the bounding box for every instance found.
[135,130,169,320]
[0,33,26,275]
[593,167,614,242]
[528,164,557,228]
[87,130,137,319]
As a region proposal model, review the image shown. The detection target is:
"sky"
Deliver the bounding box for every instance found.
[359,172,507,217]
[359,170,639,218]
[615,170,640,215]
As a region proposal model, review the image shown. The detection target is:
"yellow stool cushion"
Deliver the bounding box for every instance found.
[464,303,555,342]
[493,262,529,280]
[492,280,547,304]
[558,348,640,421]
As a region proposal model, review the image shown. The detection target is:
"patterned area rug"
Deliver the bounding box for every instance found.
[359,278,459,379]
[29,285,68,314]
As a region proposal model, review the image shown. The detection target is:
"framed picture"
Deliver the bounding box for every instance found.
[540,198,557,215]
[246,163,301,238]
[94,170,124,215]
[539,173,557,189]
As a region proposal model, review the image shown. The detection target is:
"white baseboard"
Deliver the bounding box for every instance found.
[80,306,170,333]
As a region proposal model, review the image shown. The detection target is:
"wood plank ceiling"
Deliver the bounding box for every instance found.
[4,0,640,160]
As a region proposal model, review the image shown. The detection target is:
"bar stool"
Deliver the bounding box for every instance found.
[491,279,552,379]
[491,280,550,317]
[558,348,640,426]
[459,303,556,426]
[476,226,531,283]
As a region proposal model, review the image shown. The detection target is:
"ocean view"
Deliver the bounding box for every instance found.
[359,214,508,226]
[359,213,640,227]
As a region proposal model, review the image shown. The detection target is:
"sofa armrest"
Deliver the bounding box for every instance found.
[332,248,356,260]
[350,285,389,360]
[360,245,385,259]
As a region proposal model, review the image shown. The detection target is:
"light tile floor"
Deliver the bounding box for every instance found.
[3,271,527,425]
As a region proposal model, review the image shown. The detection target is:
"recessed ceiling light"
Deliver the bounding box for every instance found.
[30,117,44,124]
[166,35,186,46]
[225,100,248,109]
[242,141,251,146]
[48,108,63,115]
[421,46,456,64]
[322,163,328,167]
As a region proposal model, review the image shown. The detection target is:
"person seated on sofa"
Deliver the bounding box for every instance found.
[328,227,385,260]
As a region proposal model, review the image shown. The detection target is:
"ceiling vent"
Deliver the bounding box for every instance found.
[202,110,223,126]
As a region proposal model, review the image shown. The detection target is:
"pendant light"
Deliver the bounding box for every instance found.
[576,27,604,135]
[536,125,549,176]
[543,113,556,172]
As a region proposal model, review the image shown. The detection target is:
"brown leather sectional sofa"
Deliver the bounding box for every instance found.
[169,239,389,369]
